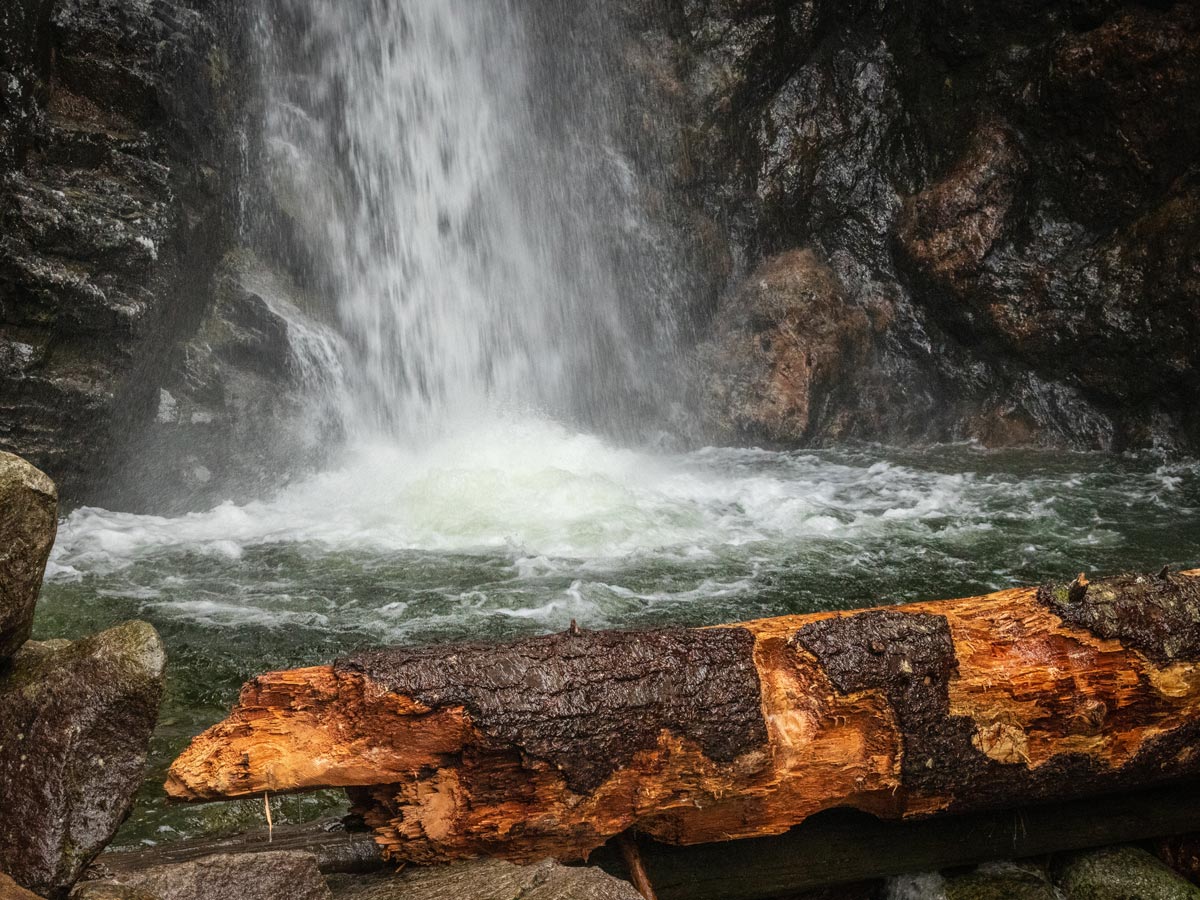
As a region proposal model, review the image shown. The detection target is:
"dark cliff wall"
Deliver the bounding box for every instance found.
[0,0,246,503]
[621,0,1200,451]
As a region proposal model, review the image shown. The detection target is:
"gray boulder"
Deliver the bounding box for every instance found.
[0,451,57,661]
[0,622,165,898]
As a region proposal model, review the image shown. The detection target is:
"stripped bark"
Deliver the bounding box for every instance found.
[167,569,1200,864]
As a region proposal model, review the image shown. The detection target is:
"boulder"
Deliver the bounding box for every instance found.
[0,622,165,899]
[701,249,876,445]
[328,859,642,900]
[0,451,57,661]
[84,852,329,900]
[1054,846,1200,900]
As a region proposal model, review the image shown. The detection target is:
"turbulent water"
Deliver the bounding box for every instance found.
[35,423,1200,845]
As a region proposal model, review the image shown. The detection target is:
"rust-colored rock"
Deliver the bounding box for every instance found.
[895,120,1026,295]
[701,249,874,444]
[169,570,1200,866]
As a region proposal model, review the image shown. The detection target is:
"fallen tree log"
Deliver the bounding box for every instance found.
[167,569,1200,865]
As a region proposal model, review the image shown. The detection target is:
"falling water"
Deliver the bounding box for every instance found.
[258,0,657,442]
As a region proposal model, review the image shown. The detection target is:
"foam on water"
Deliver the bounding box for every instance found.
[48,418,1200,637]
[46,417,1041,575]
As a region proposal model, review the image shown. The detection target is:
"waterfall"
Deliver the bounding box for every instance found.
[256,0,664,444]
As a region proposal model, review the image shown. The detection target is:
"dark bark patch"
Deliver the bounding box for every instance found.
[337,627,768,794]
[792,611,963,784]
[1039,571,1200,665]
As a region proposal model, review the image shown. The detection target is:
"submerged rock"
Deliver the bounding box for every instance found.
[0,622,165,899]
[328,858,642,900]
[1054,846,1200,900]
[83,852,329,900]
[0,451,57,661]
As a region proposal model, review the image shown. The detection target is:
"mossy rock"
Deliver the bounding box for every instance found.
[1055,846,1200,900]
[944,861,1061,900]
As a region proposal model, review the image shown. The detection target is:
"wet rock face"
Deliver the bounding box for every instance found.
[896,122,1027,297]
[0,622,165,899]
[0,0,52,172]
[0,0,244,502]
[0,451,57,661]
[630,0,1200,450]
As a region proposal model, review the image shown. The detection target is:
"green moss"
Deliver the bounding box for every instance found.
[1055,846,1200,900]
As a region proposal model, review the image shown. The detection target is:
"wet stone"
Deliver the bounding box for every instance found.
[328,858,642,900]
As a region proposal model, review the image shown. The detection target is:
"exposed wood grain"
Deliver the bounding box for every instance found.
[167,569,1200,865]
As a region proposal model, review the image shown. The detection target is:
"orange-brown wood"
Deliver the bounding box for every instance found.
[168,570,1200,864]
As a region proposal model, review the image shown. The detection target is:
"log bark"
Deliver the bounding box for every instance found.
[167,569,1200,865]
